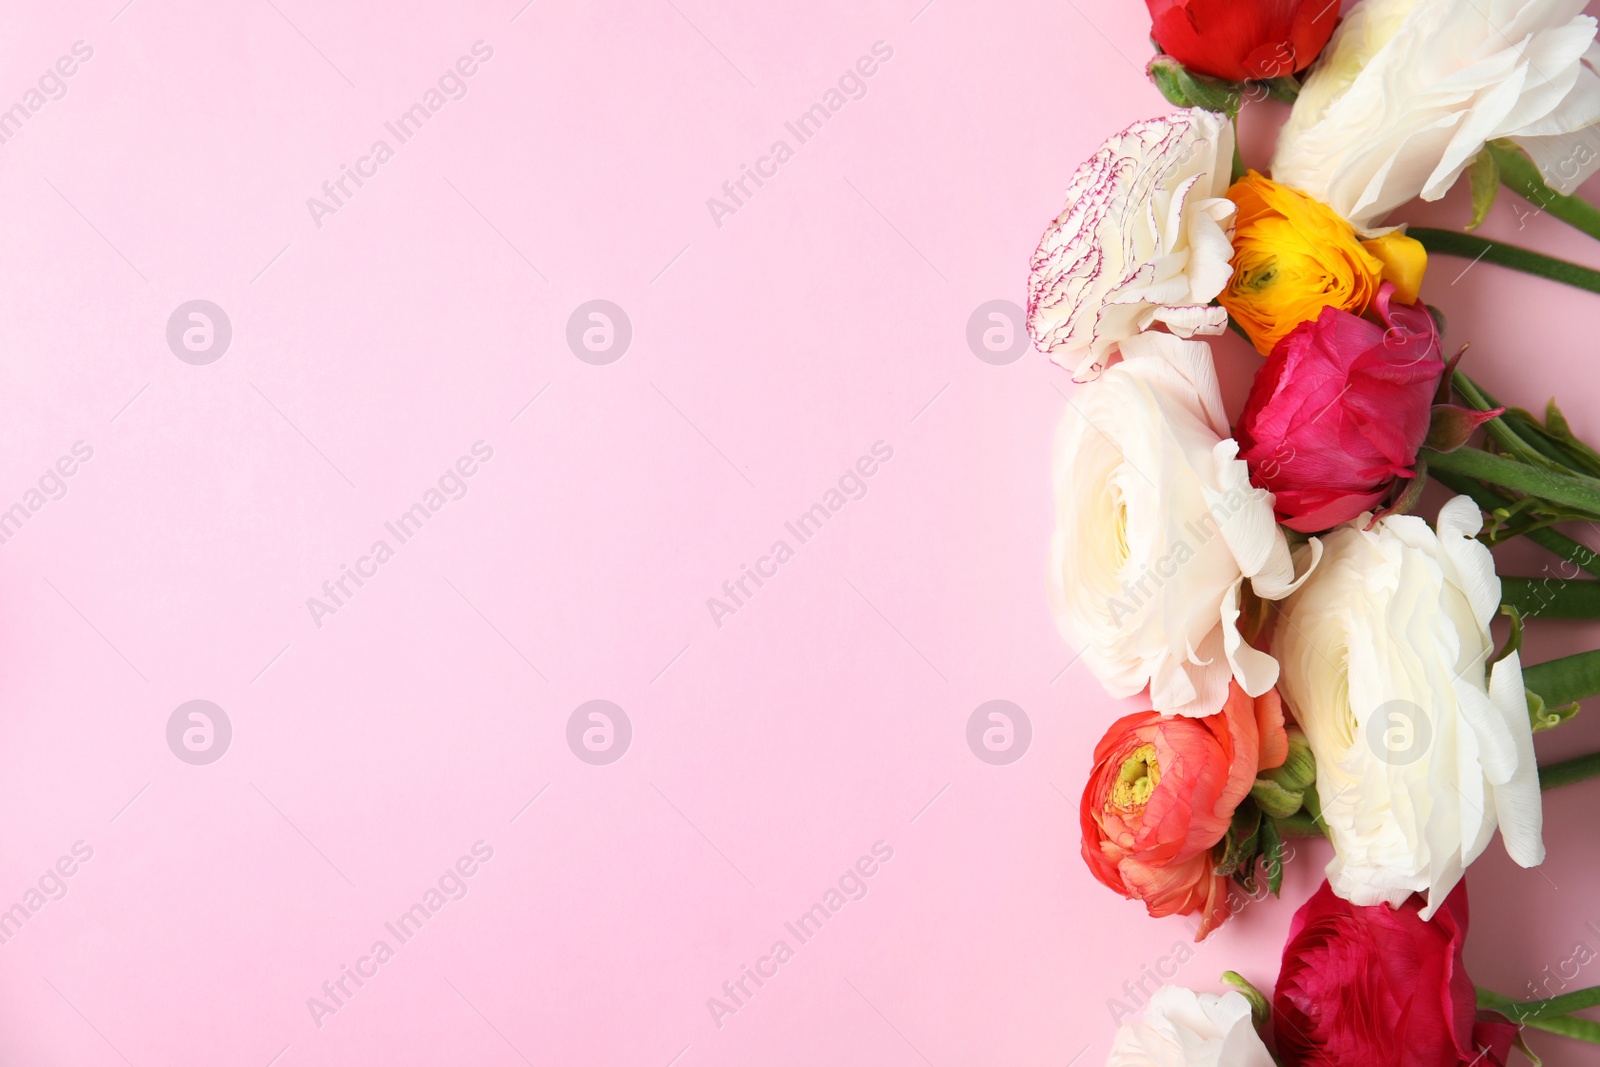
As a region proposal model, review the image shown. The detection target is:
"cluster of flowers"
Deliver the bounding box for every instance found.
[1030,0,1600,1062]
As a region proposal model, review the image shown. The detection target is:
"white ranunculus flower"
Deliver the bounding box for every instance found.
[1273,496,1545,919]
[1050,332,1316,718]
[1273,0,1600,232]
[1027,108,1236,383]
[1107,987,1274,1067]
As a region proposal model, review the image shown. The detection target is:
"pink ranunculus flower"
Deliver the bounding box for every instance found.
[1235,284,1444,533]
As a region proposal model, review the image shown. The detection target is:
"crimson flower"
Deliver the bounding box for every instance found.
[1273,881,1518,1066]
[1146,0,1339,83]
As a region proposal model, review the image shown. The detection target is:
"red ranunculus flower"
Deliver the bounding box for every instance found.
[1081,682,1287,940]
[1236,284,1443,533]
[1146,0,1339,83]
[1273,881,1519,1066]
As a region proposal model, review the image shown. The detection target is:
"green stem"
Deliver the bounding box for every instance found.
[1497,517,1577,542]
[1490,139,1600,244]
[1523,649,1600,707]
[1478,990,1600,1042]
[1501,577,1600,619]
[1429,469,1600,577]
[1457,372,1600,477]
[1453,373,1575,472]
[1532,1014,1600,1041]
[1479,982,1600,1022]
[1422,446,1600,518]
[1409,227,1600,296]
[1274,812,1325,837]
[1542,750,1600,791]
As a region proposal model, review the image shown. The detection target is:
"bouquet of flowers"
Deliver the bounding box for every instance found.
[1032,0,1600,1062]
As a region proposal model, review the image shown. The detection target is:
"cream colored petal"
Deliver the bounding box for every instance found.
[1488,651,1546,868]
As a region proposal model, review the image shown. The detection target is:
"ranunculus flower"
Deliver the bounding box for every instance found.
[1272,496,1545,917]
[1108,986,1276,1067]
[1272,0,1600,233]
[1051,332,1317,717]
[1236,284,1442,532]
[1218,171,1426,355]
[1082,682,1288,940]
[1273,881,1519,1066]
[1146,0,1340,83]
[1028,108,1236,382]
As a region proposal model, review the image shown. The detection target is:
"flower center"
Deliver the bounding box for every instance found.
[1113,498,1130,568]
[1112,743,1161,808]
[1244,261,1278,292]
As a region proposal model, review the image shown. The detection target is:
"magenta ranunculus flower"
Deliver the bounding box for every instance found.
[1273,881,1519,1067]
[1236,284,1446,533]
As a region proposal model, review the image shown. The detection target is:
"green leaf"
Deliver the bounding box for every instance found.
[1547,399,1572,438]
[1464,185,1503,230]
[1492,605,1525,668]
[1176,69,1243,118]
[1221,972,1271,1032]
[1489,138,1600,245]
[1467,148,1500,231]
[1542,398,1600,477]
[1259,818,1284,897]
[1261,76,1300,103]
[1499,402,1600,475]
[1421,445,1600,519]
[1215,803,1262,878]
[1249,777,1304,819]
[1528,689,1580,733]
[1428,466,1600,577]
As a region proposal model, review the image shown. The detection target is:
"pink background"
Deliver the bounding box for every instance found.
[0,0,1598,1063]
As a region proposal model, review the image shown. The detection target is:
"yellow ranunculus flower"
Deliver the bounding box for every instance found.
[1219,171,1426,355]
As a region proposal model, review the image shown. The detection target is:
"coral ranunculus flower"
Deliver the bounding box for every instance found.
[1273,881,1519,1067]
[1146,0,1340,84]
[1236,284,1442,532]
[1218,171,1426,355]
[1080,683,1288,940]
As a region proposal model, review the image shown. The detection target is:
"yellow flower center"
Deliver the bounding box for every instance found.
[1243,263,1279,292]
[1112,743,1161,809]
[1113,498,1130,568]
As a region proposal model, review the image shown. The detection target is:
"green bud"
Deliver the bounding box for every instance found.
[1266,729,1317,794]
[1250,776,1304,819]
[1147,55,1192,109]
[1221,971,1271,1032]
